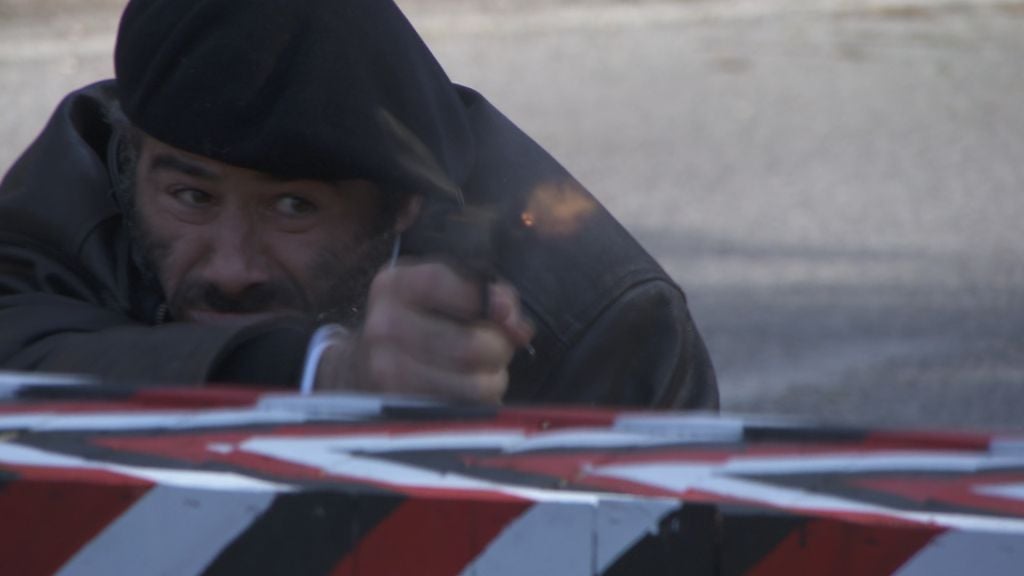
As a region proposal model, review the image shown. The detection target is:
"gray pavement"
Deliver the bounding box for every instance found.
[2,0,1023,429]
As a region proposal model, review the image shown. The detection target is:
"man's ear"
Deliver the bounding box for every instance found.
[394,193,423,233]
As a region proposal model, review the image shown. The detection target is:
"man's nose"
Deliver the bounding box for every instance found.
[201,212,272,295]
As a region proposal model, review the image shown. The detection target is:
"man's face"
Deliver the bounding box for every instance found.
[132,135,412,326]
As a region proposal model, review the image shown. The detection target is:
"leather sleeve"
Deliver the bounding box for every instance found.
[0,240,310,388]
[513,279,719,410]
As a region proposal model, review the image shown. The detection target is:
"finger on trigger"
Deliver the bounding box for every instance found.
[488,283,535,346]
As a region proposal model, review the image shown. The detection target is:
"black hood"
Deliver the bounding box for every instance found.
[114,0,471,203]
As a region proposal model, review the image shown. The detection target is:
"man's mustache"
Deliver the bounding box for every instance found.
[172,282,304,315]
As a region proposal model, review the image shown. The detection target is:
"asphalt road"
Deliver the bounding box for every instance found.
[2,0,1023,430]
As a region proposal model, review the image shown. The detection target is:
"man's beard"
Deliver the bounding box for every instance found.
[117,171,396,328]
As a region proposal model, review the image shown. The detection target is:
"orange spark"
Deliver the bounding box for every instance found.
[522,180,597,238]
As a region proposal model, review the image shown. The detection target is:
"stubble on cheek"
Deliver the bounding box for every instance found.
[131,204,189,316]
[124,177,174,304]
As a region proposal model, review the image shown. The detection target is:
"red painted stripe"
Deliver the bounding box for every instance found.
[95,434,334,481]
[741,518,942,576]
[0,387,263,415]
[99,429,553,494]
[329,497,532,576]
[864,430,993,452]
[0,464,152,487]
[0,470,151,576]
[100,433,554,495]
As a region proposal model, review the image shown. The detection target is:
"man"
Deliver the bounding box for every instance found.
[0,0,717,409]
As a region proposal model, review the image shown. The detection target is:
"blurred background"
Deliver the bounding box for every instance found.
[2,0,1022,429]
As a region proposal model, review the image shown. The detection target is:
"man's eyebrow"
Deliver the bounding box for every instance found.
[147,153,220,180]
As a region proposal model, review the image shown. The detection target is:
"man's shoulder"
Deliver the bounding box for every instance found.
[0,80,122,279]
[454,86,674,340]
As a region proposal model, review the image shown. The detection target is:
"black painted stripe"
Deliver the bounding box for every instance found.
[203,490,404,575]
[718,505,808,576]
[603,504,719,576]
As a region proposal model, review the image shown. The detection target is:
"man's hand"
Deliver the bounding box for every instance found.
[315,261,534,404]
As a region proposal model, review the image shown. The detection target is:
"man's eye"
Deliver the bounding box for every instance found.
[274,195,318,217]
[172,188,213,207]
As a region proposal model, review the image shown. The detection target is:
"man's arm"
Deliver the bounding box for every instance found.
[0,239,314,386]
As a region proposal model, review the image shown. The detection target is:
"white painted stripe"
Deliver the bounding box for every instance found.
[990,438,1024,457]
[459,498,681,575]
[614,413,746,443]
[207,442,235,455]
[0,442,98,468]
[55,485,275,576]
[0,371,95,398]
[590,462,1024,534]
[242,434,631,504]
[589,462,717,492]
[248,426,696,456]
[250,427,697,454]
[257,391,441,417]
[893,530,1024,576]
[119,467,289,492]
[0,393,474,431]
[243,431,527,455]
[0,370,95,385]
[242,433,534,496]
[974,483,1024,503]
[722,452,1024,475]
[0,443,291,492]
[243,433,530,494]
[0,408,311,432]
[496,428,684,453]
[460,502,596,576]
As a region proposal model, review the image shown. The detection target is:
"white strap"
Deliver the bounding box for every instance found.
[298,324,349,395]
[388,232,402,268]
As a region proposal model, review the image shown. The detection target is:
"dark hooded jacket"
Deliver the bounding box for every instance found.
[0,0,717,409]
